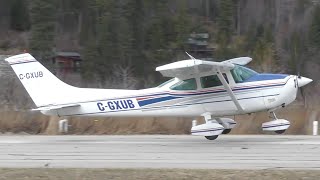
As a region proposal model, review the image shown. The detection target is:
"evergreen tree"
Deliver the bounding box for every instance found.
[217,0,234,44]
[174,0,190,49]
[310,5,320,49]
[125,0,146,76]
[289,31,305,74]
[10,0,30,31]
[29,0,57,61]
[216,0,235,59]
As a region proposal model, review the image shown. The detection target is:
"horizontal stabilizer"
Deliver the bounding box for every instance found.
[32,104,80,111]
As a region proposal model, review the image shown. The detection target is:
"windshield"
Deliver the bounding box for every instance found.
[231,65,257,83]
[157,78,175,88]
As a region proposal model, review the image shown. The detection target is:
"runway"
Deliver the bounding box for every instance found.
[0,135,320,169]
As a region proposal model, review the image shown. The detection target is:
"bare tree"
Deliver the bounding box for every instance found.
[112,65,138,89]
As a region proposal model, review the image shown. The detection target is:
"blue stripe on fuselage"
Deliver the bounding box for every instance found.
[138,96,182,107]
[244,74,288,82]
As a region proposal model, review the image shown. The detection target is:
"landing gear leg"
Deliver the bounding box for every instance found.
[216,118,234,134]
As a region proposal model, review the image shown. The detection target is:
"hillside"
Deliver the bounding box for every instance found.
[0,0,320,135]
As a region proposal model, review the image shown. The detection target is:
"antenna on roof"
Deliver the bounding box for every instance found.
[185,52,196,60]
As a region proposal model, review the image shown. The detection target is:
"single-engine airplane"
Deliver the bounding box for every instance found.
[5,53,312,140]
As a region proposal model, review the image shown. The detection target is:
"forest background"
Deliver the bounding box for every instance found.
[0,0,319,135]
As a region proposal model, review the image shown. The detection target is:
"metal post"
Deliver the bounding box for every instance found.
[59,119,68,133]
[192,120,197,127]
[313,121,318,136]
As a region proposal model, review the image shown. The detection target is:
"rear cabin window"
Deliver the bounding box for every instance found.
[231,65,257,83]
[170,78,197,90]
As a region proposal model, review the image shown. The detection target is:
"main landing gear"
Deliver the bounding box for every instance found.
[262,112,290,134]
[205,135,219,140]
[191,114,237,140]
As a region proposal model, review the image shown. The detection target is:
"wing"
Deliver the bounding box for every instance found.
[222,57,252,66]
[156,59,234,79]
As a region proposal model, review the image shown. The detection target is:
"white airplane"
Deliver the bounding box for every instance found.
[5,53,312,140]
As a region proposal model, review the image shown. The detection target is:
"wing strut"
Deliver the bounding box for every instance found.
[216,70,244,113]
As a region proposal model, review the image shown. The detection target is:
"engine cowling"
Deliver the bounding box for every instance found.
[191,122,224,136]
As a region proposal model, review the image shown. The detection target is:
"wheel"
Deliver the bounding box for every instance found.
[222,129,231,134]
[275,130,286,134]
[205,135,219,140]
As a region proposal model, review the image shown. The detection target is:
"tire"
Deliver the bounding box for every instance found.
[275,130,286,134]
[205,135,219,140]
[222,129,231,134]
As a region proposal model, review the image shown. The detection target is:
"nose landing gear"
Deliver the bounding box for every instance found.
[262,112,290,134]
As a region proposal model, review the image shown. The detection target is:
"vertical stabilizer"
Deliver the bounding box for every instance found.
[5,53,75,107]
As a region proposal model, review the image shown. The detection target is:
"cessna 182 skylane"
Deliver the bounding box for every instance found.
[5,53,312,140]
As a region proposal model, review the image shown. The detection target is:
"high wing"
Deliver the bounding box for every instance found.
[155,57,251,79]
[156,57,251,113]
[222,57,252,66]
[156,59,234,79]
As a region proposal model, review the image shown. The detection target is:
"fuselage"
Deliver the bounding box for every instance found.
[44,72,299,118]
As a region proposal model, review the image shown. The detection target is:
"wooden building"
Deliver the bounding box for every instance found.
[52,52,82,73]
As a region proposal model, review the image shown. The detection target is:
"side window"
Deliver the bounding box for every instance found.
[200,74,228,88]
[170,78,197,90]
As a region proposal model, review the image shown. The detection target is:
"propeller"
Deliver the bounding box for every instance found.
[295,59,302,98]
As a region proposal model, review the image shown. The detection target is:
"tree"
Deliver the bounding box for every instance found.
[125,0,146,76]
[215,0,235,59]
[217,0,234,44]
[250,25,275,72]
[289,31,305,74]
[81,0,135,86]
[10,0,30,31]
[173,0,190,49]
[309,5,320,49]
[29,0,57,62]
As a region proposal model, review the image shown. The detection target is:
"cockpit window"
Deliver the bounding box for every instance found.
[231,65,257,83]
[170,78,197,90]
[201,75,223,88]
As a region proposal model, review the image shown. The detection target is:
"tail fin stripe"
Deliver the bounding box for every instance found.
[9,60,37,65]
